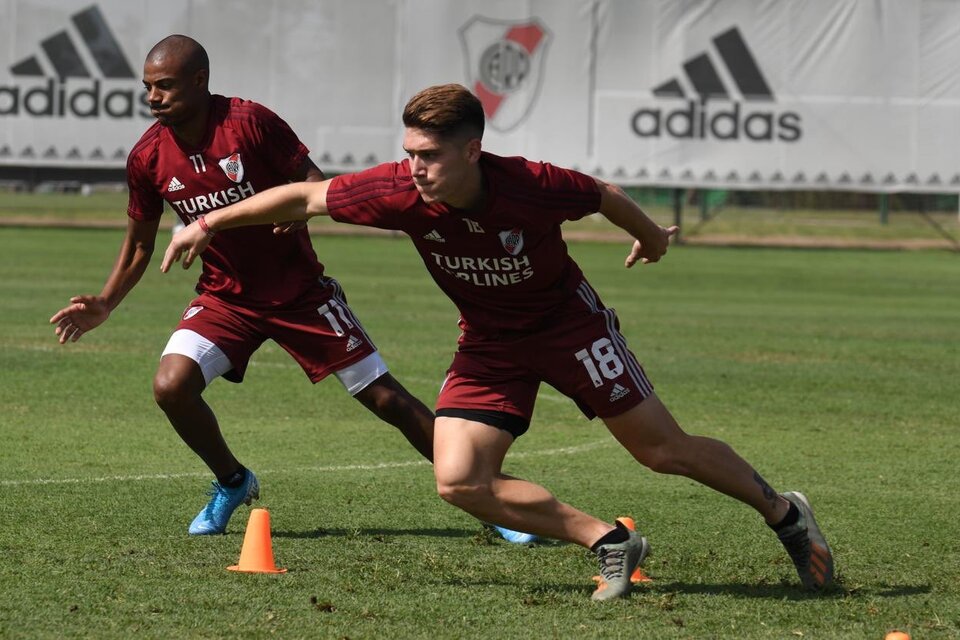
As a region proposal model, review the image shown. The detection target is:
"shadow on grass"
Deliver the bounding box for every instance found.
[271,527,567,546]
[435,580,932,601]
[646,580,931,600]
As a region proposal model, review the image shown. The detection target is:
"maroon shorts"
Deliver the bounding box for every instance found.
[172,276,377,383]
[436,282,653,427]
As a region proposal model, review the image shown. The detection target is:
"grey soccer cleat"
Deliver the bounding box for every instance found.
[777,491,834,590]
[591,530,650,601]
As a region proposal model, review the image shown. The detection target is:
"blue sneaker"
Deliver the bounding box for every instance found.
[188,470,259,535]
[493,525,539,545]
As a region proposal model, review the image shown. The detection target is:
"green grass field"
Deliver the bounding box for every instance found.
[1,227,958,639]
[2,190,958,249]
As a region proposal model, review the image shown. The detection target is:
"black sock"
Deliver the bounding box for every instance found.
[590,521,630,552]
[769,502,800,532]
[218,466,247,488]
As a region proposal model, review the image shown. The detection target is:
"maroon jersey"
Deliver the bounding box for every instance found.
[326,153,601,335]
[126,95,324,307]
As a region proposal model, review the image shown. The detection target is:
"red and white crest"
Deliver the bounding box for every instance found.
[458,17,551,133]
[498,227,525,255]
[218,153,244,183]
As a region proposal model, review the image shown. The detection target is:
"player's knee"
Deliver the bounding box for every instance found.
[152,369,197,410]
[372,390,403,419]
[436,478,492,510]
[633,441,692,475]
[356,381,404,417]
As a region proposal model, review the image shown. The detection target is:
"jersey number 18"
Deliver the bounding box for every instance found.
[575,338,625,387]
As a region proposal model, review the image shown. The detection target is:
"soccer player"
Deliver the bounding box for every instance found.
[161,83,834,599]
[48,39,535,544]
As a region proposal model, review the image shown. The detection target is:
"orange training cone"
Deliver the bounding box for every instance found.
[591,516,653,586]
[616,516,653,583]
[227,508,286,574]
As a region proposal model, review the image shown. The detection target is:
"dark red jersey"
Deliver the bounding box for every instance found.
[126,95,324,307]
[326,152,601,335]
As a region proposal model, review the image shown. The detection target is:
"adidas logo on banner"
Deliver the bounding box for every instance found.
[609,384,630,402]
[632,27,802,142]
[345,335,363,352]
[653,27,772,102]
[1,5,149,122]
[9,5,135,80]
[423,230,446,242]
[167,177,186,192]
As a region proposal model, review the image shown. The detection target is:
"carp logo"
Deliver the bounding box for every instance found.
[218,153,244,183]
[498,228,525,256]
[182,305,204,320]
[458,17,551,132]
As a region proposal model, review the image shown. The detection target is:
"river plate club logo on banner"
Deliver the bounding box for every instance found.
[459,17,551,133]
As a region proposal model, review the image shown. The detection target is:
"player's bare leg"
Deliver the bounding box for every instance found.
[153,354,243,478]
[602,393,789,523]
[603,393,834,589]
[434,416,649,598]
[434,417,613,546]
[353,373,434,462]
[154,353,257,534]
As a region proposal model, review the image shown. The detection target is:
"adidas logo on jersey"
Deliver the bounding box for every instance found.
[345,335,363,352]
[167,177,185,192]
[423,229,446,242]
[609,383,630,402]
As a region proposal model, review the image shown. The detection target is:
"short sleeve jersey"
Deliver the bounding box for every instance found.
[126,95,323,307]
[326,152,601,335]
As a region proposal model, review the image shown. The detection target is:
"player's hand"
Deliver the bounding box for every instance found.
[161,220,211,273]
[49,296,110,344]
[625,225,679,268]
[273,220,307,234]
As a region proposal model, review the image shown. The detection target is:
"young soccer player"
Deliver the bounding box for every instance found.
[161,83,833,599]
[51,41,533,544]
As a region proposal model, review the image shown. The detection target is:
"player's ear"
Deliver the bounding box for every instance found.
[464,137,482,163]
[194,67,209,90]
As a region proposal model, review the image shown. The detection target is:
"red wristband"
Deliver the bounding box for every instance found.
[197,216,215,237]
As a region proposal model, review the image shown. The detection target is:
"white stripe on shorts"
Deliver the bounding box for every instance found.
[577,279,653,396]
[602,308,654,396]
[577,281,600,312]
[325,277,375,346]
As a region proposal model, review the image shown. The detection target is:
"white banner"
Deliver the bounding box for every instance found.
[1,0,958,193]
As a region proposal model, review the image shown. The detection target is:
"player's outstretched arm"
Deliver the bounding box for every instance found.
[594,178,678,267]
[273,157,326,235]
[161,179,332,272]
[50,217,160,343]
